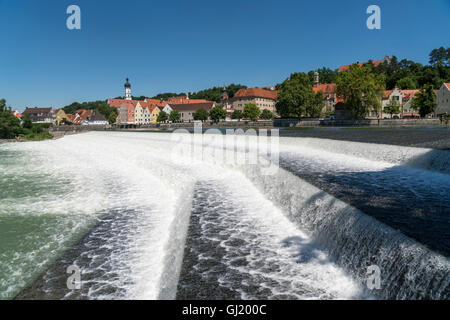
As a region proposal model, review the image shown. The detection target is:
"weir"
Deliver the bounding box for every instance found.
[242,165,449,299]
[1,131,448,300]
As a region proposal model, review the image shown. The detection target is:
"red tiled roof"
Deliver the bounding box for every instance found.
[169,102,215,112]
[23,107,52,114]
[338,59,385,72]
[313,83,337,96]
[233,88,278,100]
[108,99,140,108]
[401,90,420,100]
[383,90,393,99]
[445,83,450,90]
[312,83,344,103]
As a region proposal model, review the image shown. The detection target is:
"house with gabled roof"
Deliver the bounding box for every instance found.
[232,87,278,113]
[435,83,450,117]
[23,107,55,123]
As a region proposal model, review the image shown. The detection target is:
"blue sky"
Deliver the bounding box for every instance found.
[0,0,449,111]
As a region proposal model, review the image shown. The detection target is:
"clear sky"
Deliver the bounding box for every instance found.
[0,0,449,111]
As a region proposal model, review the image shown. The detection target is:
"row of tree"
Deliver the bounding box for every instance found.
[156,104,273,123]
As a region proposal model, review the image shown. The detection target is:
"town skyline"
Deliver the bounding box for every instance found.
[1,0,449,111]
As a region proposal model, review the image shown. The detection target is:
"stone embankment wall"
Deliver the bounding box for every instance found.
[119,121,274,130]
[50,125,112,132]
[274,118,444,128]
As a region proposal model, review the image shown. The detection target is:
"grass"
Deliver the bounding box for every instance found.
[19,132,53,141]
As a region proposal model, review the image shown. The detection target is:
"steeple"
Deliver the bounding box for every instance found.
[124,78,131,100]
[313,71,319,88]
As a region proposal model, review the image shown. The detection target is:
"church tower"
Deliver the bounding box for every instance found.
[313,71,319,88]
[124,78,131,100]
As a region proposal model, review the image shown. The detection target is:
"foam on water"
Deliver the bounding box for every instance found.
[1,131,448,300]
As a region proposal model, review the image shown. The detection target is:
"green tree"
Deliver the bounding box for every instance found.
[276,72,319,118]
[260,109,273,120]
[209,106,227,122]
[193,108,209,121]
[429,47,449,67]
[412,85,437,118]
[396,77,417,89]
[97,101,117,121]
[231,109,243,120]
[169,110,181,122]
[0,99,22,139]
[243,103,260,121]
[189,84,247,102]
[151,93,186,100]
[22,113,33,129]
[305,91,325,118]
[384,99,402,118]
[336,65,385,119]
[157,111,168,122]
[108,112,117,124]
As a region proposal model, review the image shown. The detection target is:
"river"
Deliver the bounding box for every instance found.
[0,131,448,300]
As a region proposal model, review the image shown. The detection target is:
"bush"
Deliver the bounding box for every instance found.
[260,109,273,120]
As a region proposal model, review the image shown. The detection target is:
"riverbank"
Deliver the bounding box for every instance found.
[279,126,450,150]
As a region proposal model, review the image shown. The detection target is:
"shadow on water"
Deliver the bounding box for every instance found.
[281,149,450,258]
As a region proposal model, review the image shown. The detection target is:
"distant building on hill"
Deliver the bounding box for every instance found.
[338,56,392,72]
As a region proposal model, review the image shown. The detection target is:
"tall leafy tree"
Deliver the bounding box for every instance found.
[260,109,274,120]
[336,65,385,119]
[169,110,181,122]
[396,77,417,89]
[277,72,323,118]
[231,109,243,120]
[306,91,325,118]
[0,99,22,139]
[22,113,33,129]
[193,108,209,121]
[157,111,168,122]
[412,85,437,118]
[209,106,227,122]
[384,99,402,118]
[243,103,260,121]
[108,112,117,124]
[429,47,449,67]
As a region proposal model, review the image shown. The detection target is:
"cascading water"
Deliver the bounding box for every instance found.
[0,131,448,300]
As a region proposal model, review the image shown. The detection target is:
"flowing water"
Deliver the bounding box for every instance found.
[0,131,448,300]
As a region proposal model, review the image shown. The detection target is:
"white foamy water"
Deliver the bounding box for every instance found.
[1,131,448,300]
